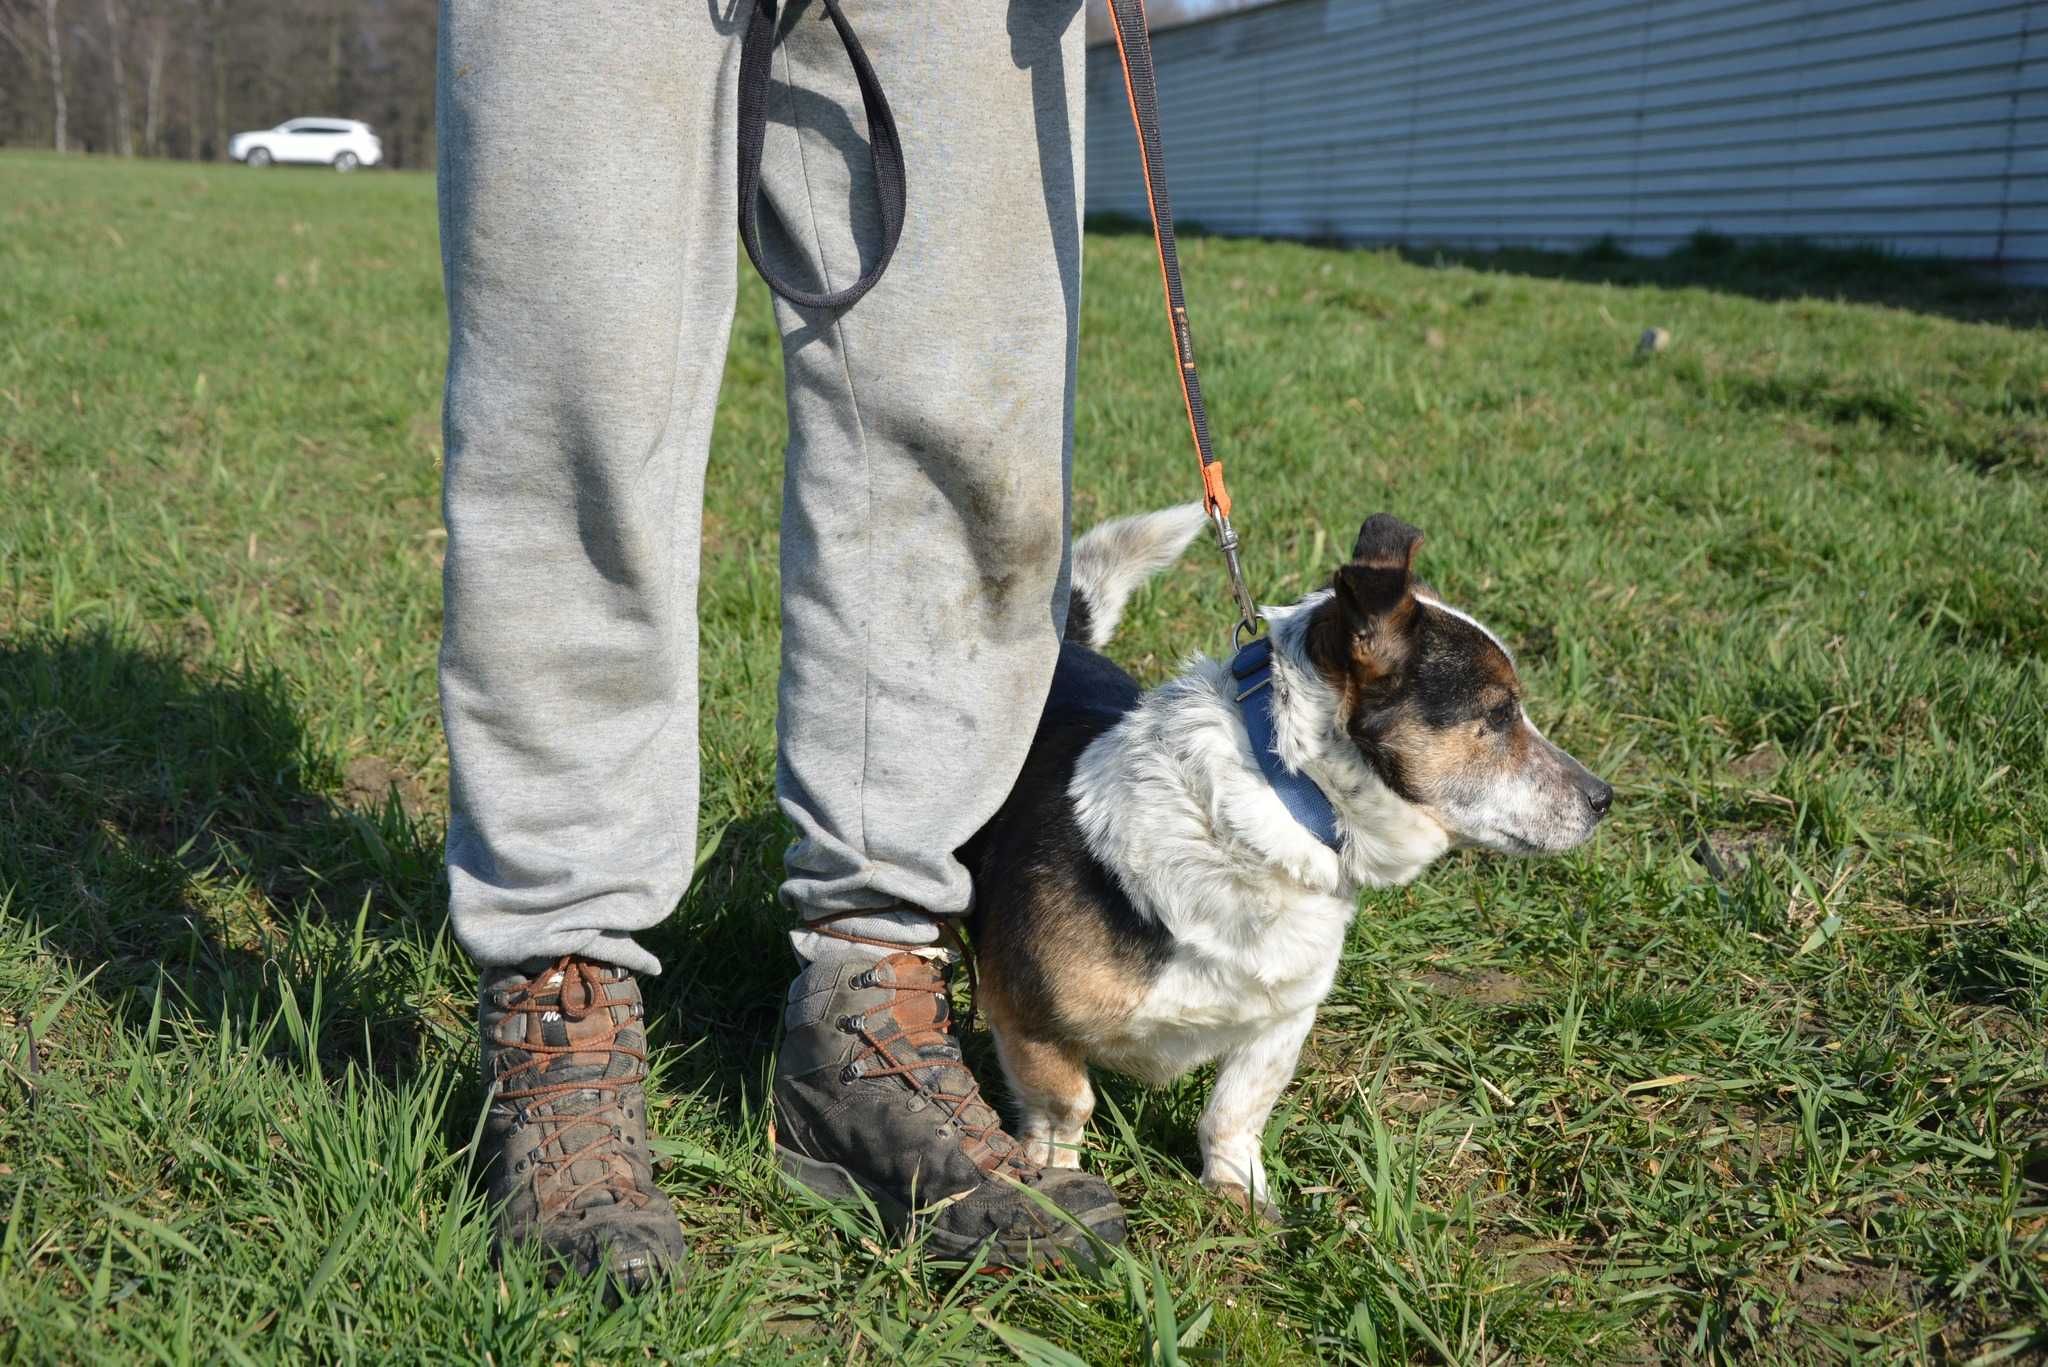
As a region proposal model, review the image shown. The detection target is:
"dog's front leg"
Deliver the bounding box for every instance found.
[992,1030,1094,1169]
[1197,1008,1315,1224]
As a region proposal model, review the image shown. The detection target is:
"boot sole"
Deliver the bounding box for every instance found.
[774,1144,1121,1272]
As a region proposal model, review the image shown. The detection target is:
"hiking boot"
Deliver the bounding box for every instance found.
[478,955,688,1291]
[772,951,1127,1269]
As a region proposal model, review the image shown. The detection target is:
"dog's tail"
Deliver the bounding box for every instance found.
[1067,503,1211,649]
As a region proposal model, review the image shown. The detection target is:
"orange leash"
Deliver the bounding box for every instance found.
[1106,0,1259,639]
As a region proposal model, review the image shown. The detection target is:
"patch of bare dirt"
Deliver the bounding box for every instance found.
[1487,1235,1583,1284]
[1411,968,1532,1006]
[1765,1259,1927,1343]
[1689,825,1785,882]
[1729,742,1785,781]
[1379,1081,1459,1115]
[341,755,425,817]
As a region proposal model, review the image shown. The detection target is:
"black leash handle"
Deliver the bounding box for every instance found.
[1106,0,1258,636]
[738,0,907,311]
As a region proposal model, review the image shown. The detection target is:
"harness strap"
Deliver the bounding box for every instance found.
[738,0,907,311]
[1106,0,1259,636]
[1230,637,1343,851]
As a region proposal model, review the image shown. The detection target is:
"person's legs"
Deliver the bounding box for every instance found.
[437,0,740,1285]
[767,0,1089,957]
[439,1,739,979]
[761,0,1124,1266]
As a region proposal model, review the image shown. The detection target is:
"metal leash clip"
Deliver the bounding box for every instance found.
[1212,507,1261,647]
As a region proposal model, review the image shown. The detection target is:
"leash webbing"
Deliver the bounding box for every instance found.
[737,0,1258,635]
[1106,0,1259,638]
[738,0,907,311]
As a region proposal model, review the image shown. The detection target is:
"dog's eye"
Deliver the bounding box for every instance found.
[1486,699,1518,732]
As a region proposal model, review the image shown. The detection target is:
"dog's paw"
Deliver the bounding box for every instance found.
[1202,1179,1283,1228]
[1023,1138,1085,1170]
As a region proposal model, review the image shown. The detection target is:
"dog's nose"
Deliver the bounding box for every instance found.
[1586,780,1613,817]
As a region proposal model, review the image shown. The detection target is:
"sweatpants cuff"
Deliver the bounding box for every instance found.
[788,908,949,964]
[463,926,663,978]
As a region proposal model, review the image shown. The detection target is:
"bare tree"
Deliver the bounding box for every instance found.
[202,0,222,158]
[43,0,66,149]
[101,0,130,153]
[324,0,341,113]
[139,8,165,153]
[0,4,41,86]
[2,0,439,165]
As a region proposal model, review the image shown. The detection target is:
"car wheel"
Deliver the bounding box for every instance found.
[333,151,359,173]
[246,147,272,168]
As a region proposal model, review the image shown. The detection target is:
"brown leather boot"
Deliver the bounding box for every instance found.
[773,951,1126,1270]
[478,956,688,1291]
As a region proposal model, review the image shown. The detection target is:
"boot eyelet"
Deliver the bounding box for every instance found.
[849,970,873,990]
[840,1063,861,1083]
[837,1014,862,1033]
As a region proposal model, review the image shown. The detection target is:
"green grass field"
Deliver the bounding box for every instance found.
[2,150,2045,1364]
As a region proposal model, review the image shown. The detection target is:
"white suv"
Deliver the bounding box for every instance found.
[230,118,383,171]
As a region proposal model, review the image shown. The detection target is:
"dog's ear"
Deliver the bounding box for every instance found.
[1328,515,1422,681]
[1351,514,1423,573]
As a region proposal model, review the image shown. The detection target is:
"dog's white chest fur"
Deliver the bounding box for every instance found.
[1067,604,1450,1086]
[1108,894,1352,1085]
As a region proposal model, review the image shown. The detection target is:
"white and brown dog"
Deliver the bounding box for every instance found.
[965,506,1612,1219]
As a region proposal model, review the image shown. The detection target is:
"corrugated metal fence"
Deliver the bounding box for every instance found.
[1085,0,2045,282]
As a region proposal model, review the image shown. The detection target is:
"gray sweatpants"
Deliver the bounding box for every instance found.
[437,1,1086,975]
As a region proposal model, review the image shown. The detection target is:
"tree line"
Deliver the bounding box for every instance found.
[0,0,437,168]
[0,0,1268,171]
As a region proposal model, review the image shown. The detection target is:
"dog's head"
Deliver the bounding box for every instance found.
[1304,514,1611,855]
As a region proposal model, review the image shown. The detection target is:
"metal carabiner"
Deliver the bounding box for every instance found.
[1211,507,1261,646]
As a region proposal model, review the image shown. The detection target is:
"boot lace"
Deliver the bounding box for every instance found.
[492,956,652,1213]
[841,962,1035,1179]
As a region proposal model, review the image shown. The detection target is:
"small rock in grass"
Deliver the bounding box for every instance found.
[1637,327,1671,355]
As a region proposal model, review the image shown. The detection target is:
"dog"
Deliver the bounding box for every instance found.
[964,505,1612,1220]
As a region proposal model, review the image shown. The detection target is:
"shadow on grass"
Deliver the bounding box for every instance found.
[1085,214,2047,329]
[1397,232,2048,330]
[639,810,798,1127]
[0,628,1131,1152]
[0,628,448,1077]
[0,628,806,1122]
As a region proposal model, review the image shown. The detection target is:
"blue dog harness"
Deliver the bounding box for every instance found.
[1229,636,1344,851]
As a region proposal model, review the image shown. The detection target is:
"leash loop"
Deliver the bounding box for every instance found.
[1107,0,1259,641]
[738,0,907,311]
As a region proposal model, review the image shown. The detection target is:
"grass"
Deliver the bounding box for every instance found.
[1,148,2044,1363]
